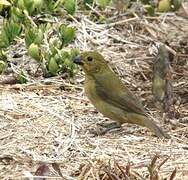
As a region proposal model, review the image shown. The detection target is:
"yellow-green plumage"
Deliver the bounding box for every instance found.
[152,75,166,101]
[152,45,172,112]
[74,51,170,138]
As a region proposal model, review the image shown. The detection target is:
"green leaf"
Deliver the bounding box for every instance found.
[60,50,70,62]
[17,70,28,84]
[23,0,35,14]
[8,21,22,39]
[0,20,22,48]
[97,0,111,8]
[0,0,11,6]
[84,0,93,5]
[0,60,7,74]
[60,49,78,77]
[10,7,26,22]
[28,43,41,62]
[25,27,43,47]
[49,37,62,54]
[17,0,48,14]
[35,29,44,45]
[48,57,59,75]
[158,0,171,12]
[70,48,79,60]
[44,0,58,12]
[0,32,10,48]
[0,50,7,61]
[16,0,25,10]
[171,0,182,11]
[59,25,75,46]
[33,0,44,11]
[63,0,76,15]
[83,0,93,9]
[144,5,155,16]
[141,0,150,5]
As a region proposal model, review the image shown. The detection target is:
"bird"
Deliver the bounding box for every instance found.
[73,51,170,138]
[152,45,173,112]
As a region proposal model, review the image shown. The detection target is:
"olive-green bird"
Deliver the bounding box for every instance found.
[74,51,170,138]
[152,45,173,112]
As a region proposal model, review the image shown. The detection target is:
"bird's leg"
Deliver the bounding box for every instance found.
[91,122,122,136]
[98,121,121,129]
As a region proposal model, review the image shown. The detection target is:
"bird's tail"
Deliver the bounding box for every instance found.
[143,117,170,139]
[127,113,170,138]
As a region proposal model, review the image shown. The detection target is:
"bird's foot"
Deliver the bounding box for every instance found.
[90,122,122,136]
[97,122,121,129]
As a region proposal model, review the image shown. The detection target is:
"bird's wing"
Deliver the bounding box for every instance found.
[95,80,146,115]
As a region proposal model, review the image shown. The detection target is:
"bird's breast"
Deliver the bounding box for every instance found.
[84,78,100,105]
[84,78,126,123]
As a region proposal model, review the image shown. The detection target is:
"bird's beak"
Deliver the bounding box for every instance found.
[73,55,84,65]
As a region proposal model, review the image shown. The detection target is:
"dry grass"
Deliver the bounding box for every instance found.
[0,8,188,179]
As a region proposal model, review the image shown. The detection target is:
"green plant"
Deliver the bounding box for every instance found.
[97,0,111,8]
[0,50,8,73]
[171,0,182,11]
[17,69,28,83]
[59,25,76,47]
[16,0,43,15]
[28,43,42,62]
[144,4,155,16]
[47,57,59,75]
[0,61,7,74]
[25,26,44,47]
[0,19,22,48]
[63,0,76,15]
[158,0,171,12]
[44,48,79,77]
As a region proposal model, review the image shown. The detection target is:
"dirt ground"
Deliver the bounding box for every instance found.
[0,7,188,180]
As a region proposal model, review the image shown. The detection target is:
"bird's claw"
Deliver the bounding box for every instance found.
[97,122,121,129]
[89,122,122,136]
[89,127,107,136]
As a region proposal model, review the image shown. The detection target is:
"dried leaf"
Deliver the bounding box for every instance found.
[158,156,169,170]
[103,167,121,180]
[151,155,159,169]
[34,164,51,177]
[52,163,63,177]
[115,160,130,180]
[0,75,17,85]
[169,168,177,180]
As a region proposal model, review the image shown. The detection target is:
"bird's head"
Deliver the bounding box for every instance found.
[73,51,109,76]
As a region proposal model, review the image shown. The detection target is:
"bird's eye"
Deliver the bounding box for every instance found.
[87,56,93,61]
